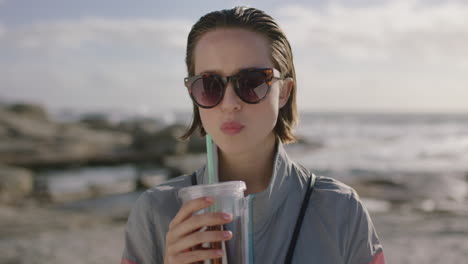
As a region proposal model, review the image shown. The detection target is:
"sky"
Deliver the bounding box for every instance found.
[1,0,468,116]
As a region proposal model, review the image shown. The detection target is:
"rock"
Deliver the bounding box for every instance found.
[47,180,136,203]
[187,134,206,153]
[405,172,467,203]
[0,124,8,137]
[0,102,135,167]
[131,122,207,156]
[57,123,132,154]
[361,197,392,213]
[352,171,468,214]
[0,103,203,167]
[163,153,206,175]
[132,123,189,155]
[7,103,49,121]
[138,168,170,188]
[0,107,57,140]
[1,103,205,169]
[0,116,132,166]
[0,164,34,204]
[361,178,405,187]
[117,118,165,135]
[89,179,135,198]
[296,136,324,150]
[350,181,412,203]
[413,198,468,215]
[45,165,137,203]
[79,113,114,131]
[48,189,93,204]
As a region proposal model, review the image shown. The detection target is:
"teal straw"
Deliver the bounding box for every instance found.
[205,135,216,212]
[206,134,215,184]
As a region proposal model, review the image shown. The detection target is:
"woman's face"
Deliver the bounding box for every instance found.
[193,28,291,154]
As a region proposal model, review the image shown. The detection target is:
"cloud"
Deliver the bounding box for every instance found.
[0,24,5,38]
[275,0,468,63]
[1,17,191,51]
[0,57,191,112]
[269,0,468,112]
[0,17,193,112]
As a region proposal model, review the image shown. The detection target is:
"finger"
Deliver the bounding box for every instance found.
[169,212,232,242]
[169,196,214,229]
[172,248,224,264]
[169,230,232,255]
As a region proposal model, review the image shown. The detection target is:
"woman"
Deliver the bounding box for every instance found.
[121,6,385,264]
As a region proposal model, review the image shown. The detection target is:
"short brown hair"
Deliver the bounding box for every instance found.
[180,6,299,144]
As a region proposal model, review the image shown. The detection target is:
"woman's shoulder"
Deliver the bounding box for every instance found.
[310,175,373,219]
[147,173,193,193]
[132,174,193,211]
[308,174,364,208]
[314,175,357,197]
[292,163,361,205]
[293,163,356,197]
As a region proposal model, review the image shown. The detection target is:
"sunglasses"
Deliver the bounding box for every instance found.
[184,68,282,109]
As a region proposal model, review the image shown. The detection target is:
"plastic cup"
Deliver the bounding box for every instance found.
[178,181,247,264]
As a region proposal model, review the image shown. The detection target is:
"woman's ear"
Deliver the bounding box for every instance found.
[279,77,293,108]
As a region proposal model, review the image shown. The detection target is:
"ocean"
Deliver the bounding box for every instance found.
[292,112,468,176]
[285,112,468,212]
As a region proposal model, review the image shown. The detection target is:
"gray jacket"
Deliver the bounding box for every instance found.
[121,141,385,264]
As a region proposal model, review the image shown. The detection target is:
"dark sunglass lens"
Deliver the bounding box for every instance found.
[237,71,269,102]
[191,75,223,107]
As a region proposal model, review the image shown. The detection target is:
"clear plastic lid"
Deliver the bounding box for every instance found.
[178,181,246,203]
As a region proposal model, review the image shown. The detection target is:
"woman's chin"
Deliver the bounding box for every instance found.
[215,137,252,155]
[217,142,246,154]
[213,131,274,155]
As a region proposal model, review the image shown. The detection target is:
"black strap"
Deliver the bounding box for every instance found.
[191,172,197,186]
[190,169,315,264]
[284,172,315,264]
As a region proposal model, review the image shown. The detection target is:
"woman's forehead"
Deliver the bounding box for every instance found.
[193,28,273,75]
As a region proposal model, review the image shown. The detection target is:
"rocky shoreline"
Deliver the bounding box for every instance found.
[0,103,205,168]
[0,103,207,205]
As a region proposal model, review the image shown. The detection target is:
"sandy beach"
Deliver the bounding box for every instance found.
[1,197,468,264]
[0,201,126,264]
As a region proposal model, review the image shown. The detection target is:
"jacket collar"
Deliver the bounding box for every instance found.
[195,137,295,223]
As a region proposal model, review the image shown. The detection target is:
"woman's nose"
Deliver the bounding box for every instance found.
[219,82,242,112]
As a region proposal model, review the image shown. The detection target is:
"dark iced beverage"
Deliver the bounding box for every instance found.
[179,181,247,264]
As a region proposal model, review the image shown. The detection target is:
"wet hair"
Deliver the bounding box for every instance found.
[179,6,299,144]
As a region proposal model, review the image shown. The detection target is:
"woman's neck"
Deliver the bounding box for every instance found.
[218,133,277,195]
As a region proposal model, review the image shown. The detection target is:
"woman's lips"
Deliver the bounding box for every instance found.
[220,121,245,135]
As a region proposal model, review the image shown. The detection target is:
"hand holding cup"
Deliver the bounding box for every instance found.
[164,196,233,264]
